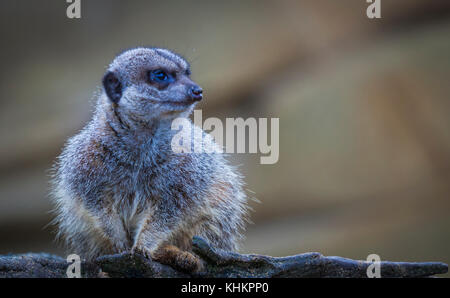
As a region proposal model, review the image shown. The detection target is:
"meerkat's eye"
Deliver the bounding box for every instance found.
[149,69,174,84]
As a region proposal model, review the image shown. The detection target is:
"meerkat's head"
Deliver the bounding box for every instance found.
[102,47,202,124]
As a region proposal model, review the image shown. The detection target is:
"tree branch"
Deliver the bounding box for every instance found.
[0,236,447,278]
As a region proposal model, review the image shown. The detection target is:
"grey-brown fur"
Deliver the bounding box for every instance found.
[51,48,248,261]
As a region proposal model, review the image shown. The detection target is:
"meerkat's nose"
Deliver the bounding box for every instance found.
[189,85,203,101]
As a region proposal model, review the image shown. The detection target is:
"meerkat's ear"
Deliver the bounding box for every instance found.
[102,71,123,103]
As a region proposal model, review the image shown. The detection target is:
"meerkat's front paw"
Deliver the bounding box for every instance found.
[153,245,204,273]
[131,246,152,259]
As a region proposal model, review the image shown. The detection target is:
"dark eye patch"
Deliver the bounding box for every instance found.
[149,69,174,83]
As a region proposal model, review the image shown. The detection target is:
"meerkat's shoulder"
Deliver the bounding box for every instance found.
[57,123,107,173]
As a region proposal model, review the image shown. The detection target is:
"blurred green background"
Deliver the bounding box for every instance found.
[0,0,449,275]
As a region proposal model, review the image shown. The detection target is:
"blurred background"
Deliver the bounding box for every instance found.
[0,0,449,275]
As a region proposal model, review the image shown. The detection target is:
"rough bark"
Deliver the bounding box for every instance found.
[0,237,447,278]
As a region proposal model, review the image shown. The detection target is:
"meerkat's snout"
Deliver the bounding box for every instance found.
[189,85,203,102]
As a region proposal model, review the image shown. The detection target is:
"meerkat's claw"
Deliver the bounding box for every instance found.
[153,245,204,273]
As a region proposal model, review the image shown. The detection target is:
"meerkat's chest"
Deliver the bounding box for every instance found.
[104,151,207,227]
[110,164,179,213]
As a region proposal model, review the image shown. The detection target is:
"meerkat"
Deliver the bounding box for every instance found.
[51,47,248,272]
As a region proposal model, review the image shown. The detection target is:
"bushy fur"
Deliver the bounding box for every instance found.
[51,48,248,260]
